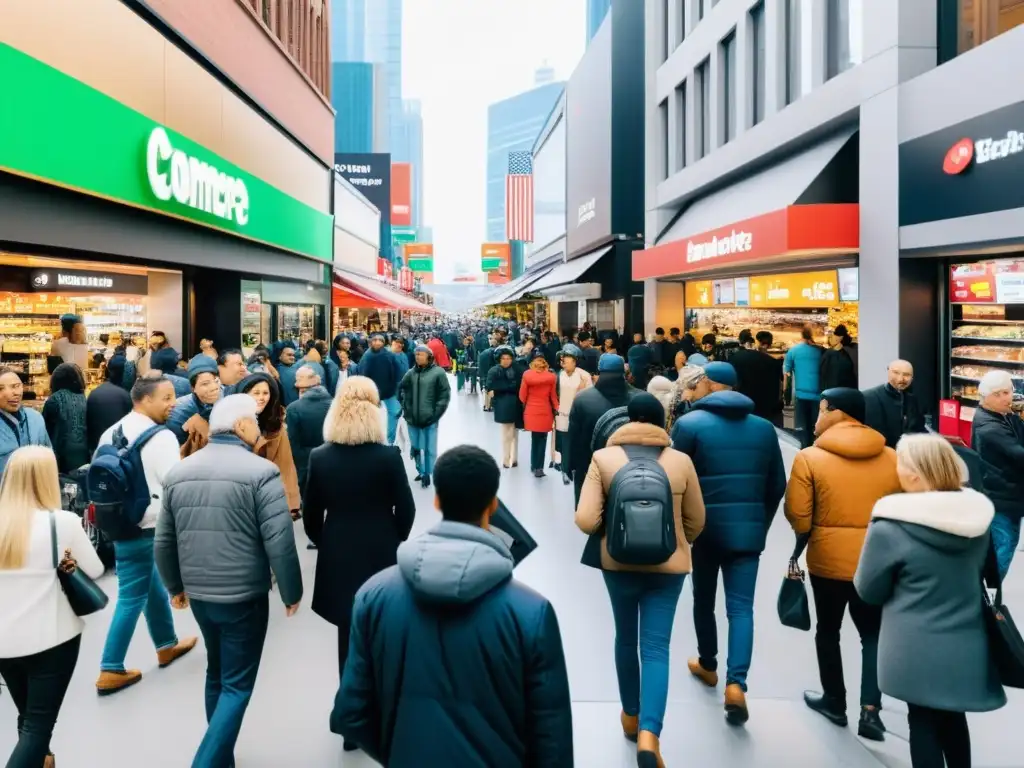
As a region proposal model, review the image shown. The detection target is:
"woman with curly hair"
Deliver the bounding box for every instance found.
[302,376,415,752]
[42,363,89,473]
[237,373,301,519]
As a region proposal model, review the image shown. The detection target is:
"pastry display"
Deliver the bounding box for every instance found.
[951,345,1024,362]
[953,324,1024,340]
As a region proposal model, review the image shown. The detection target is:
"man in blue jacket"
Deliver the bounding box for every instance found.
[0,367,51,473]
[671,361,786,726]
[357,332,404,444]
[332,445,572,766]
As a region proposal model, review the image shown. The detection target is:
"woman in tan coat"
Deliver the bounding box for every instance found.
[576,393,705,768]
[238,372,301,519]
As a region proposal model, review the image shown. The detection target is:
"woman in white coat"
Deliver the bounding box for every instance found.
[552,344,592,483]
[0,446,105,768]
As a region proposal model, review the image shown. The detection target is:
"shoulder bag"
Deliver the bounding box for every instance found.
[777,533,811,631]
[50,512,109,617]
[983,544,1024,688]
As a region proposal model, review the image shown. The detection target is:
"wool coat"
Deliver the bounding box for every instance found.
[519,368,558,433]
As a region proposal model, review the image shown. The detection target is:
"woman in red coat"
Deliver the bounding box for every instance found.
[519,348,559,477]
[426,335,452,370]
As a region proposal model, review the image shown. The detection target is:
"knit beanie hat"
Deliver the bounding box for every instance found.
[150,346,180,374]
[628,392,666,427]
[186,353,219,384]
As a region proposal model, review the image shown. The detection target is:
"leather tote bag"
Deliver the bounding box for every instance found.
[50,512,109,617]
[983,545,1024,688]
[777,533,811,631]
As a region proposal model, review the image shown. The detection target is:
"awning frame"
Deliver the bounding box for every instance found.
[333,268,440,314]
[531,245,614,296]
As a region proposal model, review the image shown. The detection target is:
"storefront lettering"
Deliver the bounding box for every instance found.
[146,127,249,226]
[57,273,113,289]
[975,131,1024,164]
[801,281,836,301]
[685,230,753,263]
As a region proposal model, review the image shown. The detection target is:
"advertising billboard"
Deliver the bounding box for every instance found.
[391,162,412,226]
[565,18,613,259]
[684,270,842,309]
[481,242,511,274]
[334,153,391,250]
[404,243,434,276]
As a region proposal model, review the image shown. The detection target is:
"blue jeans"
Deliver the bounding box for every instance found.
[991,511,1021,580]
[408,422,438,476]
[100,536,178,672]
[383,396,401,445]
[602,571,686,736]
[190,596,269,768]
[691,542,760,691]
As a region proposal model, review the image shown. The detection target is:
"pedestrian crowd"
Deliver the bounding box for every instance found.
[0,316,1021,768]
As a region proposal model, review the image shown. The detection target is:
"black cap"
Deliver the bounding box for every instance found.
[821,387,866,424]
[627,392,666,427]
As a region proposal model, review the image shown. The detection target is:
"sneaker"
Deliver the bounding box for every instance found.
[421,475,431,489]
[157,637,198,668]
[858,707,886,741]
[803,691,848,727]
[687,657,719,687]
[96,669,142,696]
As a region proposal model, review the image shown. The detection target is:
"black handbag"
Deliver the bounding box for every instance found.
[777,533,811,631]
[983,546,1024,688]
[50,512,109,617]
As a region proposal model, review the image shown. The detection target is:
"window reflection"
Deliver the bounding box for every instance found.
[827,0,863,78]
[959,0,1024,54]
[786,0,814,104]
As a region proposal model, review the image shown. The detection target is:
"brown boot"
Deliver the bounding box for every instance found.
[620,711,639,742]
[637,730,665,768]
[724,683,749,725]
[687,657,718,687]
[95,669,142,696]
[43,753,55,768]
[157,636,198,668]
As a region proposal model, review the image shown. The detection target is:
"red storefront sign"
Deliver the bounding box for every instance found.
[399,267,414,292]
[632,204,859,280]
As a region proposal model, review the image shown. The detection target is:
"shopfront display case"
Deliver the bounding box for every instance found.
[271,304,325,346]
[948,259,1024,406]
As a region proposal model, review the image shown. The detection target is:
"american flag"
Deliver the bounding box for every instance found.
[505,151,534,242]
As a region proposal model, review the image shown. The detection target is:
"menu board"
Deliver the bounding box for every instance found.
[734,277,750,306]
[713,279,735,305]
[951,260,1024,304]
[0,292,75,316]
[838,268,859,301]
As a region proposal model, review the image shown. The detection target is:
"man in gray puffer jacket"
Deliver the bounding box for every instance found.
[155,394,303,767]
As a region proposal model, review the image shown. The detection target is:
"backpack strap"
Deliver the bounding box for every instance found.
[129,424,168,453]
[49,511,58,570]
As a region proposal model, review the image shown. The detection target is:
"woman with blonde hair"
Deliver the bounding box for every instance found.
[855,433,1004,768]
[0,446,104,768]
[302,376,415,751]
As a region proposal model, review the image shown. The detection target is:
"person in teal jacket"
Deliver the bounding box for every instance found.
[783,327,824,448]
[0,368,52,475]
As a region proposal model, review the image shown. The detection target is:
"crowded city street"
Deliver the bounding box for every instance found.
[1,382,1020,768]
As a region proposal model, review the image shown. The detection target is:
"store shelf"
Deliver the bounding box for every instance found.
[953,318,1023,325]
[952,336,1024,344]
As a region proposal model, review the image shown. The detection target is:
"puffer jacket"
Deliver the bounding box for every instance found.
[576,422,705,574]
[671,391,787,553]
[398,356,451,428]
[0,407,51,476]
[785,421,901,580]
[155,434,303,606]
[331,521,573,767]
[972,406,1024,517]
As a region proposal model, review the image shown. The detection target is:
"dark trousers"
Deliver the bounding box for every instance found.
[190,596,270,768]
[0,635,80,768]
[809,575,881,708]
[907,704,971,768]
[529,431,548,471]
[794,398,819,448]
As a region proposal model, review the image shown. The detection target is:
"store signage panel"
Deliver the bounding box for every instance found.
[899,100,1024,226]
[391,163,412,226]
[404,243,434,275]
[685,270,841,309]
[951,260,1024,304]
[838,268,859,301]
[481,243,510,274]
[28,269,148,295]
[334,153,392,240]
[0,44,332,260]
[734,277,750,306]
[392,227,417,245]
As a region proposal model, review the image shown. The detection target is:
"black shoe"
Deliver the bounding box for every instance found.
[413,474,422,482]
[562,472,571,485]
[858,707,885,741]
[553,461,561,472]
[548,460,556,469]
[421,475,431,489]
[533,469,545,478]
[803,691,848,727]
[306,542,317,550]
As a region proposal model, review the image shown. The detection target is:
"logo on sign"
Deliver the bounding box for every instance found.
[943,138,974,175]
[686,231,753,264]
[577,198,596,227]
[32,273,48,288]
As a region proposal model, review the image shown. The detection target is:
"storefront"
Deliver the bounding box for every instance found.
[0,39,334,359]
[898,94,1024,439]
[332,267,438,336]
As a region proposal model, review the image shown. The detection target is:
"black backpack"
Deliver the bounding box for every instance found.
[591,406,630,453]
[87,425,166,542]
[604,445,676,566]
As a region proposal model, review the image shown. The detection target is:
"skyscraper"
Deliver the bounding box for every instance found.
[485,72,564,243]
[587,0,611,46]
[391,100,425,227]
[331,62,390,154]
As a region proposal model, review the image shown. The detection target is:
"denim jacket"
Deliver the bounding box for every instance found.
[0,407,52,475]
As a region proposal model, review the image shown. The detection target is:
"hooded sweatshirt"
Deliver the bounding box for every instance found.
[785,421,901,580]
[331,521,573,767]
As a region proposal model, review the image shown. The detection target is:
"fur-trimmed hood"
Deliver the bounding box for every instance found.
[871,489,994,546]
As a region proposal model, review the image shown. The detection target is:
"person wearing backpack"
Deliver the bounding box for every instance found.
[575,393,706,767]
[93,374,197,696]
[670,361,787,726]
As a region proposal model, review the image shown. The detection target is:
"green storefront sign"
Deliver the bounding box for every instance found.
[0,43,333,261]
[392,227,417,245]
[481,257,503,271]
[407,257,434,273]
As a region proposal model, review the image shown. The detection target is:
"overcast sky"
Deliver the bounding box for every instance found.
[403,0,585,281]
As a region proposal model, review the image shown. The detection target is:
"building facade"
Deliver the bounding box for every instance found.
[588,0,612,46]
[332,61,390,153]
[641,0,1024,421]
[485,75,566,242]
[0,0,335,374]
[391,100,425,228]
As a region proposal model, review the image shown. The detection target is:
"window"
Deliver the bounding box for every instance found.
[698,0,706,22]
[721,31,737,143]
[663,0,671,60]
[696,58,711,159]
[955,0,1024,56]
[786,0,813,104]
[659,99,670,180]
[678,0,686,43]
[261,0,270,25]
[674,82,687,170]
[750,1,766,125]
[826,0,863,78]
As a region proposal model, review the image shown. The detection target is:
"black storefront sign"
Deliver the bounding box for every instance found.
[334,153,392,258]
[28,268,148,295]
[899,100,1024,227]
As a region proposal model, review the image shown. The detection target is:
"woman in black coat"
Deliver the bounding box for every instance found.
[302,374,415,724]
[486,346,523,467]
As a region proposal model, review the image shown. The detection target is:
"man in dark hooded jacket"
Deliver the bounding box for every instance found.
[566,353,638,504]
[332,445,572,767]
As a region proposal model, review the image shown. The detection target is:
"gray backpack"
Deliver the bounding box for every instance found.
[604,445,676,566]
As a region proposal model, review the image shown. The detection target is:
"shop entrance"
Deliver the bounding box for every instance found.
[271,303,325,348]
